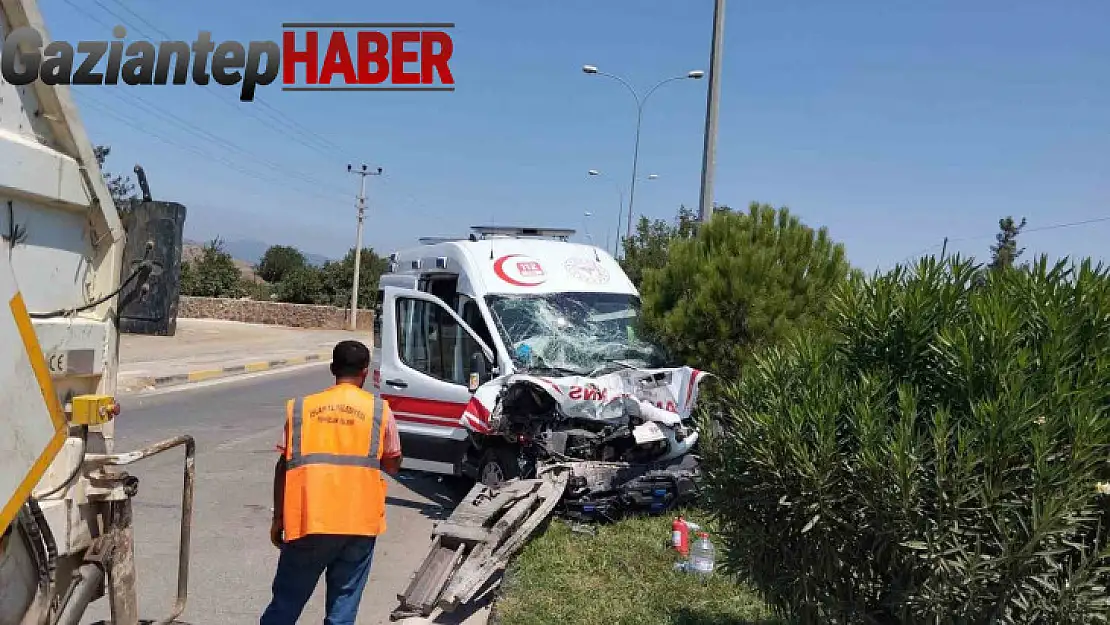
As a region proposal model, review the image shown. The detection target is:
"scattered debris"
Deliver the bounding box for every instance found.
[569,523,596,536]
[392,469,570,621]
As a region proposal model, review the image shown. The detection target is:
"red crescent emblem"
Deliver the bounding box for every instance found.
[494,254,546,287]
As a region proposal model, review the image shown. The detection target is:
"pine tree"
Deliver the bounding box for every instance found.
[639,202,854,375]
[989,216,1027,271]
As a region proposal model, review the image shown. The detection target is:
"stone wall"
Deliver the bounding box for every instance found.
[179,296,375,332]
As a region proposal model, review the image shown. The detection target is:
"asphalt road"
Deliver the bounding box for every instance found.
[79,365,489,625]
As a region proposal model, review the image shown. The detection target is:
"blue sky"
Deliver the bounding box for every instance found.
[36,0,1110,272]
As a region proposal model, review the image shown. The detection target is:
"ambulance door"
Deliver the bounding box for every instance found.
[379,286,495,475]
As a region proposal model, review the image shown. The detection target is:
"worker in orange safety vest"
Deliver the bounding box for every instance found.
[260,340,403,625]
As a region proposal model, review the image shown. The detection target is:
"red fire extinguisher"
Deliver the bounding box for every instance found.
[672,516,690,556]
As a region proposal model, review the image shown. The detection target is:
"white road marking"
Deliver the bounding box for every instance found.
[214,428,282,451]
[121,361,328,398]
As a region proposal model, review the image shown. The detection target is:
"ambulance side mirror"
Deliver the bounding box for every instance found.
[469,352,492,392]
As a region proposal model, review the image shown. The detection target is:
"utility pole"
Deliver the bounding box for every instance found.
[346,164,382,331]
[698,0,726,223]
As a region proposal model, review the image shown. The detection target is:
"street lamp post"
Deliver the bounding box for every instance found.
[587,169,623,257]
[588,169,658,258]
[582,65,703,244]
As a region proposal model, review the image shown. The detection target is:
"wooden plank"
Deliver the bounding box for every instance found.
[394,538,467,618]
[449,471,571,607]
[440,472,569,610]
[433,522,492,544]
[443,480,540,527]
[397,536,444,604]
[493,471,568,559]
[441,493,540,606]
[394,471,572,618]
[415,544,466,616]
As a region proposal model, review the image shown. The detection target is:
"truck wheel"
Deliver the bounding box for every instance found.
[478,446,522,488]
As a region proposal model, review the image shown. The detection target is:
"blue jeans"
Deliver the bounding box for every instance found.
[260,534,377,625]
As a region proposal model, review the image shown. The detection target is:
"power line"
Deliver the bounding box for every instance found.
[85,0,438,224]
[105,0,170,38]
[88,0,140,33]
[76,92,350,206]
[90,88,349,200]
[58,0,114,30]
[889,214,1110,270]
[254,98,359,161]
[96,0,355,165]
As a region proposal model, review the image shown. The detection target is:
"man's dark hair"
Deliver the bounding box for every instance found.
[331,340,370,378]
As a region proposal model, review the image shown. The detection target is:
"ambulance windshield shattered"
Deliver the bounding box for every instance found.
[484,292,668,376]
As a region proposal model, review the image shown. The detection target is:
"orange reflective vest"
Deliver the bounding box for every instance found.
[281,385,389,541]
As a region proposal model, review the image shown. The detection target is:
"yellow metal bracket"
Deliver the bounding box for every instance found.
[70,394,119,426]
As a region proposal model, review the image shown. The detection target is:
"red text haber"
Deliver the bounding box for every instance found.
[282,30,454,86]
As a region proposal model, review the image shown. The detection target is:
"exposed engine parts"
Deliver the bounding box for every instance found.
[464,367,708,521]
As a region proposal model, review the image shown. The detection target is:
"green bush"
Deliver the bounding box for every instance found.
[700,255,1110,623]
[240,278,272,301]
[275,265,325,305]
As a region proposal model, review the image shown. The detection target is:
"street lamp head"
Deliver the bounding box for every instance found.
[361,164,368,172]
[588,169,601,176]
[584,211,593,217]
[688,70,706,79]
[377,167,383,174]
[582,65,599,74]
[647,174,659,180]
[347,164,352,172]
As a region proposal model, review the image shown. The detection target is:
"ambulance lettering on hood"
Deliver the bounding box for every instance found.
[493,254,547,287]
[460,367,708,435]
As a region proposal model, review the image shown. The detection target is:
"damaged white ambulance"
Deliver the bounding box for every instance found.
[372,226,709,520]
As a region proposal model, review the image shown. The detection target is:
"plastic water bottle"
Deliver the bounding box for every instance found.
[688,532,715,579]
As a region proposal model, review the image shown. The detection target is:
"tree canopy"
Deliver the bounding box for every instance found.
[184,238,244,298]
[619,205,700,289]
[638,202,854,376]
[989,215,1028,271]
[316,247,389,308]
[93,145,137,212]
[257,245,307,283]
[275,265,325,304]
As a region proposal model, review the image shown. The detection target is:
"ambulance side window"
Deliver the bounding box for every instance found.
[460,297,494,352]
[395,296,482,387]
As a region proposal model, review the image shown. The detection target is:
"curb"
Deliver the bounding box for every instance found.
[120,351,332,393]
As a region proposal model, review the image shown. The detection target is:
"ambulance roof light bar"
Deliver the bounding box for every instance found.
[470,226,577,242]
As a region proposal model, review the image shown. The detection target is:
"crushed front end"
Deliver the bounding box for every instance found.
[460,365,709,521]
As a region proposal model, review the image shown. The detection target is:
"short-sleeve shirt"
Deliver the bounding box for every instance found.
[277,395,402,459]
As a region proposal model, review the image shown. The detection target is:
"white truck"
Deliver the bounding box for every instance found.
[1,2,192,624]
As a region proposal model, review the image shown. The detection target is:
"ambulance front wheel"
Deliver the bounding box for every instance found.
[477,445,524,488]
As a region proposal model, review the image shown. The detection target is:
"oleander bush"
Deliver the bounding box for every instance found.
[700,254,1110,624]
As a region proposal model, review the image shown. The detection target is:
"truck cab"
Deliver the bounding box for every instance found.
[371,226,667,479]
